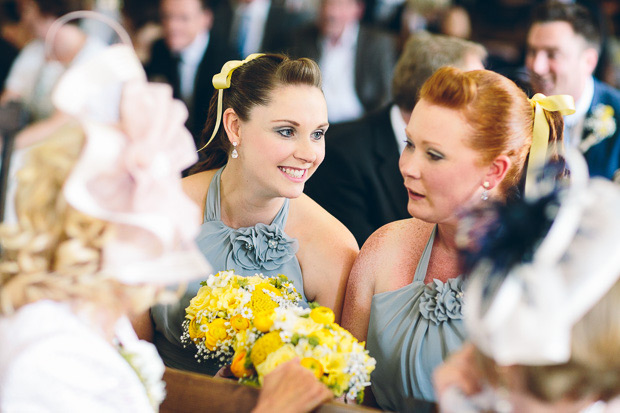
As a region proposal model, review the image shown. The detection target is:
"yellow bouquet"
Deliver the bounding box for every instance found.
[181,270,302,366]
[231,304,376,403]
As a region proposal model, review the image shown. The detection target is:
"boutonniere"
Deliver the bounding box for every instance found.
[580,104,616,153]
[116,338,167,411]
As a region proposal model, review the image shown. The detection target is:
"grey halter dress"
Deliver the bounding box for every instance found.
[151,167,307,375]
[366,226,467,408]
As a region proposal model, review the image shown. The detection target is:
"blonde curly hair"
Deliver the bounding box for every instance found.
[0,123,158,316]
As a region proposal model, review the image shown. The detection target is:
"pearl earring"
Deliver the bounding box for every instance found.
[231,141,238,159]
[481,181,490,201]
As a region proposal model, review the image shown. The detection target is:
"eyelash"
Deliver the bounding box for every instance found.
[277,128,325,141]
[277,128,294,138]
[403,140,444,160]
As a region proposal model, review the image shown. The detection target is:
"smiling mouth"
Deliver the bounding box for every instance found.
[278,166,306,180]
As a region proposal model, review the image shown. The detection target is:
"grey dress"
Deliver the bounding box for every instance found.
[151,167,308,375]
[366,226,466,409]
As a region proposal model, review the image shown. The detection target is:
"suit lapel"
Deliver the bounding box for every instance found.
[372,107,408,217]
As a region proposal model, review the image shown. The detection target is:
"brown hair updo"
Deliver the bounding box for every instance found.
[191,54,323,174]
[419,66,563,197]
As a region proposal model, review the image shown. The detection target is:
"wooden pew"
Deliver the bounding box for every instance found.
[161,367,381,413]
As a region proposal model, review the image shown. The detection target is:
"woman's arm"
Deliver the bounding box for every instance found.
[290,195,358,323]
[339,228,385,342]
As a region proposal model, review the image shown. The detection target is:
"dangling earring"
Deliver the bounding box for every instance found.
[481,181,490,201]
[231,141,239,159]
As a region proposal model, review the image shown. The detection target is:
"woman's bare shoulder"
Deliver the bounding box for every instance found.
[288,194,359,255]
[352,218,434,284]
[182,170,218,209]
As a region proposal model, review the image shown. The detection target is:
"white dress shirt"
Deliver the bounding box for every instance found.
[232,0,270,57]
[319,22,364,123]
[390,104,408,154]
[178,31,210,104]
[563,76,594,149]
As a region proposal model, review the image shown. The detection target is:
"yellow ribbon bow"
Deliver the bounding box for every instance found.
[197,53,265,152]
[524,93,575,197]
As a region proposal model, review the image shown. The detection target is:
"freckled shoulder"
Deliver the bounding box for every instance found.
[181,169,218,222]
[357,218,434,293]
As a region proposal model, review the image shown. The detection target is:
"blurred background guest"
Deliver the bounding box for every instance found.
[526,1,620,180]
[290,0,397,124]
[305,32,486,247]
[144,0,234,149]
[211,0,313,58]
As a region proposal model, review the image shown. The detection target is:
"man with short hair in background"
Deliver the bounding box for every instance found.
[145,0,234,148]
[526,0,620,180]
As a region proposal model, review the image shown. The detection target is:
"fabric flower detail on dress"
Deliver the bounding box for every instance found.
[230,223,299,271]
[580,104,617,153]
[418,278,464,325]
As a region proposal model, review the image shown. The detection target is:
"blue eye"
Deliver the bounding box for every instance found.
[277,128,294,138]
[311,130,325,141]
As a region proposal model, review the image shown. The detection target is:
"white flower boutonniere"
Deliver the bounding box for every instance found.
[117,338,167,411]
[580,104,617,153]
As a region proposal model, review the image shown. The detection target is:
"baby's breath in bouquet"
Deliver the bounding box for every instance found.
[181,270,302,366]
[230,303,376,403]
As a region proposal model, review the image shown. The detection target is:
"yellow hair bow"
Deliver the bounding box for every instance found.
[524,93,575,197]
[197,53,265,152]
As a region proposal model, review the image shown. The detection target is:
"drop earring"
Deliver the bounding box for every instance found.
[481,181,490,201]
[231,141,238,159]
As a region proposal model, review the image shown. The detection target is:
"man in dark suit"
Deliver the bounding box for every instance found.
[211,0,312,58]
[527,1,620,180]
[304,33,486,246]
[290,0,397,124]
[145,0,234,148]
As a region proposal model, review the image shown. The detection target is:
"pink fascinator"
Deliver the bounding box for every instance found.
[51,40,211,285]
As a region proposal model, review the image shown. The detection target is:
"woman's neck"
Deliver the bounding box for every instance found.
[435,222,460,253]
[219,164,286,228]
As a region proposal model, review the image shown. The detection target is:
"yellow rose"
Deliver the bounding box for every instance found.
[310,306,335,325]
[204,331,219,351]
[188,316,206,340]
[300,357,324,379]
[209,318,229,340]
[253,310,275,333]
[250,331,283,366]
[186,287,212,319]
[230,351,254,379]
[230,315,250,331]
[255,344,296,382]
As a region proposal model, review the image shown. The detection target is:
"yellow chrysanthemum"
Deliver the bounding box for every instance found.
[310,306,335,325]
[253,310,275,333]
[250,331,283,366]
[300,357,324,379]
[251,283,280,313]
[324,372,351,396]
[324,353,347,374]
